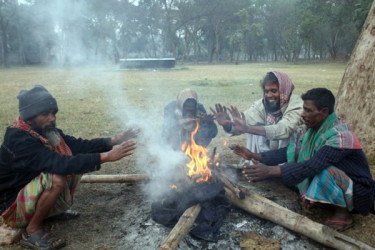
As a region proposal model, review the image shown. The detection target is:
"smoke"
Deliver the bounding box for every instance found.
[100,70,189,202]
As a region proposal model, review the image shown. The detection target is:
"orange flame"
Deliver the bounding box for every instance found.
[181,123,211,183]
[222,139,228,146]
[170,184,177,190]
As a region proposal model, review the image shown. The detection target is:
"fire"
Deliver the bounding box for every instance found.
[170,184,177,190]
[181,123,211,183]
[222,139,228,146]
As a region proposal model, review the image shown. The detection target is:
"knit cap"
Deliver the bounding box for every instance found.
[17,85,58,120]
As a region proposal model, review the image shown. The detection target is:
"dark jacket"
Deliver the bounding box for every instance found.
[161,101,218,151]
[0,127,112,213]
[261,146,375,215]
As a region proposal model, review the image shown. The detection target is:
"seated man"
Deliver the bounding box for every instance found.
[211,71,302,159]
[0,85,138,249]
[231,88,375,232]
[161,88,218,151]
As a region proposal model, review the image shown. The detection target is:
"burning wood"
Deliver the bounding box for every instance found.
[181,123,212,183]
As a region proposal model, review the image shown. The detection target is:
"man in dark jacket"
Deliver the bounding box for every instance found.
[161,88,218,151]
[231,88,375,232]
[0,85,137,249]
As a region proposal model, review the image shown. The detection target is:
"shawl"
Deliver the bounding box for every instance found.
[287,112,362,164]
[264,71,295,125]
[11,117,73,157]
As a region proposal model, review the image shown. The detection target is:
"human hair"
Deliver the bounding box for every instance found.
[301,88,335,114]
[260,72,278,91]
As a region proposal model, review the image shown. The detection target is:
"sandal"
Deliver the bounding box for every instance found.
[324,218,354,232]
[46,210,80,221]
[19,229,66,250]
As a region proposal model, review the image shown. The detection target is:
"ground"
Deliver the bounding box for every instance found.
[3,136,375,250]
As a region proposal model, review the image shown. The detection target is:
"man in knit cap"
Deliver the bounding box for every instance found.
[0,85,138,249]
[161,88,218,151]
[211,71,303,166]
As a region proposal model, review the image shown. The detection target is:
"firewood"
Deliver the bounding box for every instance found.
[157,204,201,250]
[225,187,374,250]
[80,174,149,183]
[212,168,245,199]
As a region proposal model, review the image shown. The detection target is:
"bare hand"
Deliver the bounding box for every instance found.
[111,128,140,146]
[210,104,231,127]
[228,106,248,133]
[229,144,253,160]
[198,113,215,123]
[242,160,280,182]
[103,140,137,162]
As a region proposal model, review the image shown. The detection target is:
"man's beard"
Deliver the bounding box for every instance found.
[44,129,61,147]
[264,99,281,113]
[30,122,60,147]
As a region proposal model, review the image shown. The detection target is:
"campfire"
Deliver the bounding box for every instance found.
[151,123,245,246]
[181,123,214,183]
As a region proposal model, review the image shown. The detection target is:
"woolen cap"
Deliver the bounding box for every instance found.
[17,85,58,120]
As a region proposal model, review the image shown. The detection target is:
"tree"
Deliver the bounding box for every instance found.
[336,0,375,163]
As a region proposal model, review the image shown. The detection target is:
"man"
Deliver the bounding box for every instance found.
[161,88,218,151]
[232,88,375,232]
[211,71,302,158]
[0,85,138,249]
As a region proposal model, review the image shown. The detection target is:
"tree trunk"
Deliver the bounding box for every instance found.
[336,0,375,163]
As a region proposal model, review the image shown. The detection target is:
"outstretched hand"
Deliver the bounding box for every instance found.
[111,127,140,146]
[228,106,248,133]
[198,113,215,123]
[242,160,281,183]
[210,104,231,128]
[102,140,137,163]
[229,144,254,160]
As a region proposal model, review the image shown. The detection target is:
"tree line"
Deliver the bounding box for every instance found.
[0,0,372,66]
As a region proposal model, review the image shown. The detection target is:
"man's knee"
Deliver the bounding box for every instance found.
[51,174,66,191]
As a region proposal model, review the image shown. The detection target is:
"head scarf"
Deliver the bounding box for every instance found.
[264,71,294,124]
[176,88,198,111]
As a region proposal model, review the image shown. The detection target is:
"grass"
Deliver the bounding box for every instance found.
[0,62,346,144]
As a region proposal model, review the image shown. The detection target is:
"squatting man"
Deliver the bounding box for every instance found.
[0,85,138,249]
[230,88,375,232]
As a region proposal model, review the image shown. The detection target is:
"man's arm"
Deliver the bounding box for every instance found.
[242,146,351,183]
[236,95,302,140]
[280,146,351,185]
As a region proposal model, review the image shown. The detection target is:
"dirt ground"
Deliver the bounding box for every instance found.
[2,136,375,250]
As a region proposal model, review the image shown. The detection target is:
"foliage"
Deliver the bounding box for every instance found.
[0,0,372,66]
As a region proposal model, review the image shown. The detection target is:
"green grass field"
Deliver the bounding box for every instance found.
[0,63,346,143]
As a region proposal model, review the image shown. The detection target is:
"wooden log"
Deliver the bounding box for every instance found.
[213,168,245,199]
[225,187,374,250]
[80,174,149,183]
[157,204,201,250]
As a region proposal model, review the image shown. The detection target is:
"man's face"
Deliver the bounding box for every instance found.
[180,99,197,131]
[27,110,57,133]
[263,82,280,112]
[182,99,197,119]
[301,100,328,130]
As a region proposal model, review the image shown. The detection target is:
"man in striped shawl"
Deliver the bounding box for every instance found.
[0,85,138,249]
[233,88,375,232]
[211,71,303,163]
